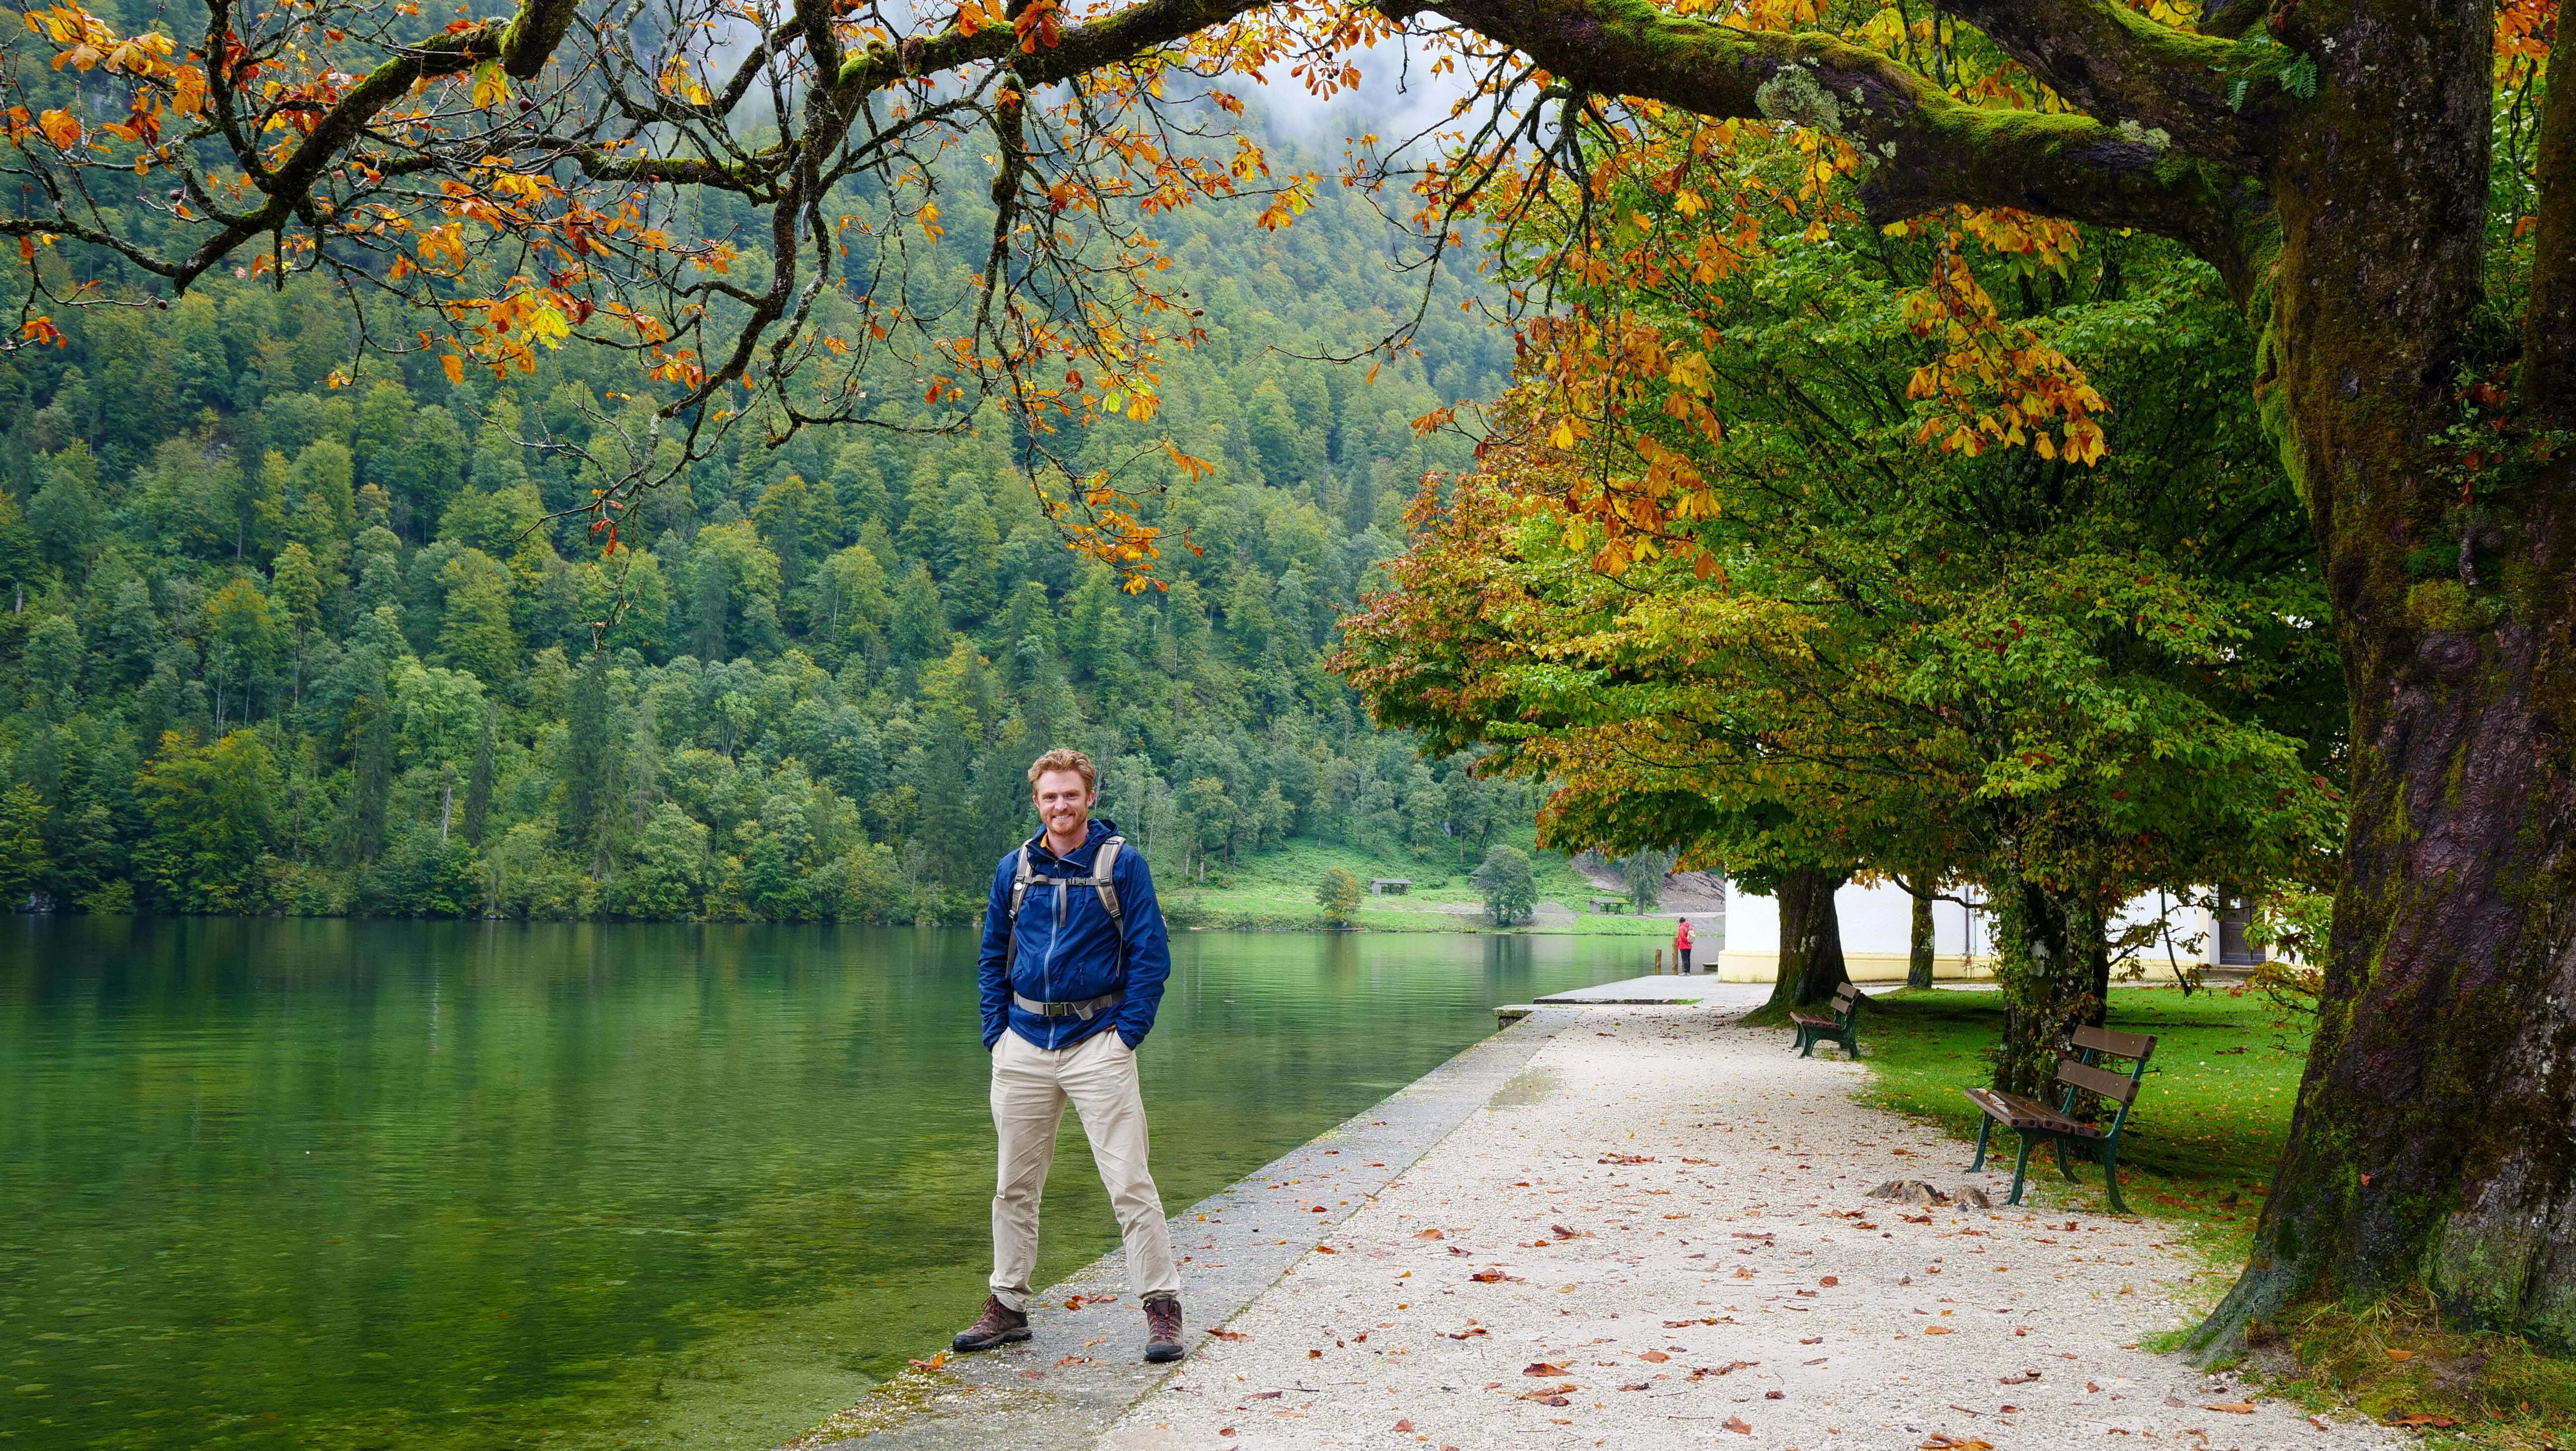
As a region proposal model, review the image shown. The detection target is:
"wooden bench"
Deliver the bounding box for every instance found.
[1963,1025,2158,1214]
[1789,984,1864,1059]
[1586,897,1628,914]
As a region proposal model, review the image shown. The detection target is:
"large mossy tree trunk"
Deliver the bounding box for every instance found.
[1989,881,2108,1097]
[1763,867,1851,1011]
[2190,1,2576,1353]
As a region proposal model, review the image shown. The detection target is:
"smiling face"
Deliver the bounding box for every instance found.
[1032,769,1096,845]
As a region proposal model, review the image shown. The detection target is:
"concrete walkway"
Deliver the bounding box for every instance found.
[787,1011,1593,1451]
[1095,1005,2386,1451]
[1532,975,1766,1007]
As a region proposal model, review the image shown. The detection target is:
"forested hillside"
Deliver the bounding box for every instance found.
[0,127,1533,921]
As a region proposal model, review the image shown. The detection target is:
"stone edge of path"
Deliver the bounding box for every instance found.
[790,1007,1601,1451]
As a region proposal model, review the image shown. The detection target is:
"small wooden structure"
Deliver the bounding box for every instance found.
[1587,896,1628,914]
[1962,1025,2159,1214]
[1368,878,1413,895]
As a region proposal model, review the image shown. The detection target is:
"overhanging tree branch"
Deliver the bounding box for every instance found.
[1392,0,2263,285]
[1943,0,2257,169]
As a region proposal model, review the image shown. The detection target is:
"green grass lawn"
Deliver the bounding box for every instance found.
[1854,985,2304,1259]
[1159,832,1675,936]
[1854,986,2576,1448]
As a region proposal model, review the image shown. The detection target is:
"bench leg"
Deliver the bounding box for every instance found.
[2006,1134,2035,1206]
[1797,1029,1816,1058]
[1839,1030,1858,1059]
[1970,1116,1994,1172]
[2053,1134,2078,1181]
[2099,1137,2130,1215]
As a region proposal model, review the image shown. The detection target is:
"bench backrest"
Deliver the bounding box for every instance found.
[2054,1027,2157,1125]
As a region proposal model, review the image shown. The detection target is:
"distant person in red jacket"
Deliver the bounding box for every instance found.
[1674,917,1694,975]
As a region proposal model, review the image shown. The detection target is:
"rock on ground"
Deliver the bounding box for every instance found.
[1096,1005,2386,1451]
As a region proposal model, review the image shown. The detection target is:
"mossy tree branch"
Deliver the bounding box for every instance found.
[1399,0,2262,285]
[1944,0,2257,169]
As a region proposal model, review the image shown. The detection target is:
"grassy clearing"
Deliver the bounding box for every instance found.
[1854,986,2300,1263]
[1853,986,2576,1449]
[1159,832,1675,936]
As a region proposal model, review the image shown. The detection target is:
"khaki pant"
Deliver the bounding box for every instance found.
[988,1026,1180,1311]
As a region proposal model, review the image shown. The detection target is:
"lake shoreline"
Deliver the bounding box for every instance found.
[781,1011,1583,1451]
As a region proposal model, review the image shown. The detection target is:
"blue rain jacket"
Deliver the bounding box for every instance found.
[978,817,1171,1052]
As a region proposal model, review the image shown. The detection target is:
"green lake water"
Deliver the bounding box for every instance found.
[0,918,1645,1451]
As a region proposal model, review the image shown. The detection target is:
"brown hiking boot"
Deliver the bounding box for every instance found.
[1143,1293,1184,1363]
[952,1294,1031,1352]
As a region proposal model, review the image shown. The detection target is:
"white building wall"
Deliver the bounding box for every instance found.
[1712,879,2238,984]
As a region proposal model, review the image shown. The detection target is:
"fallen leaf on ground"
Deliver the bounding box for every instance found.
[2000,1371,2039,1385]
[1924,1325,1956,1335]
[1518,1384,1576,1405]
[907,1352,948,1370]
[1468,1270,1523,1283]
[1917,1437,1992,1451]
[2384,1412,2459,1429]
[1206,1328,1249,1341]
[1820,1276,1840,1286]
[2385,1349,2415,1361]
[2203,1401,2255,1414]
[1524,1362,1568,1376]
[1413,1228,1444,1240]
[1800,1337,1823,1345]
[1638,1350,1669,1363]
[1722,1416,1752,1434]
[1392,1420,1414,1432]
[1446,1326,1488,1340]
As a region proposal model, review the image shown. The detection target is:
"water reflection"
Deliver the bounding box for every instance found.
[0,917,1639,1451]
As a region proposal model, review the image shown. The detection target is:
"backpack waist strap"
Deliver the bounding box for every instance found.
[1012,990,1124,1021]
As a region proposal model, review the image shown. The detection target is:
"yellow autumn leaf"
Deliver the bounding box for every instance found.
[525,304,569,347]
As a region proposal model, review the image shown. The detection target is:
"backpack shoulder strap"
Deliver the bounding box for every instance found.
[1010,846,1037,916]
[1003,846,1034,969]
[1090,837,1126,927]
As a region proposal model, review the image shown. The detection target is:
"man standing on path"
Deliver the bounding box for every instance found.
[1674,916,1694,975]
[953,748,1185,1365]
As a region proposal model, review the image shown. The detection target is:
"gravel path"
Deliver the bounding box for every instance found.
[1096,1005,2389,1451]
